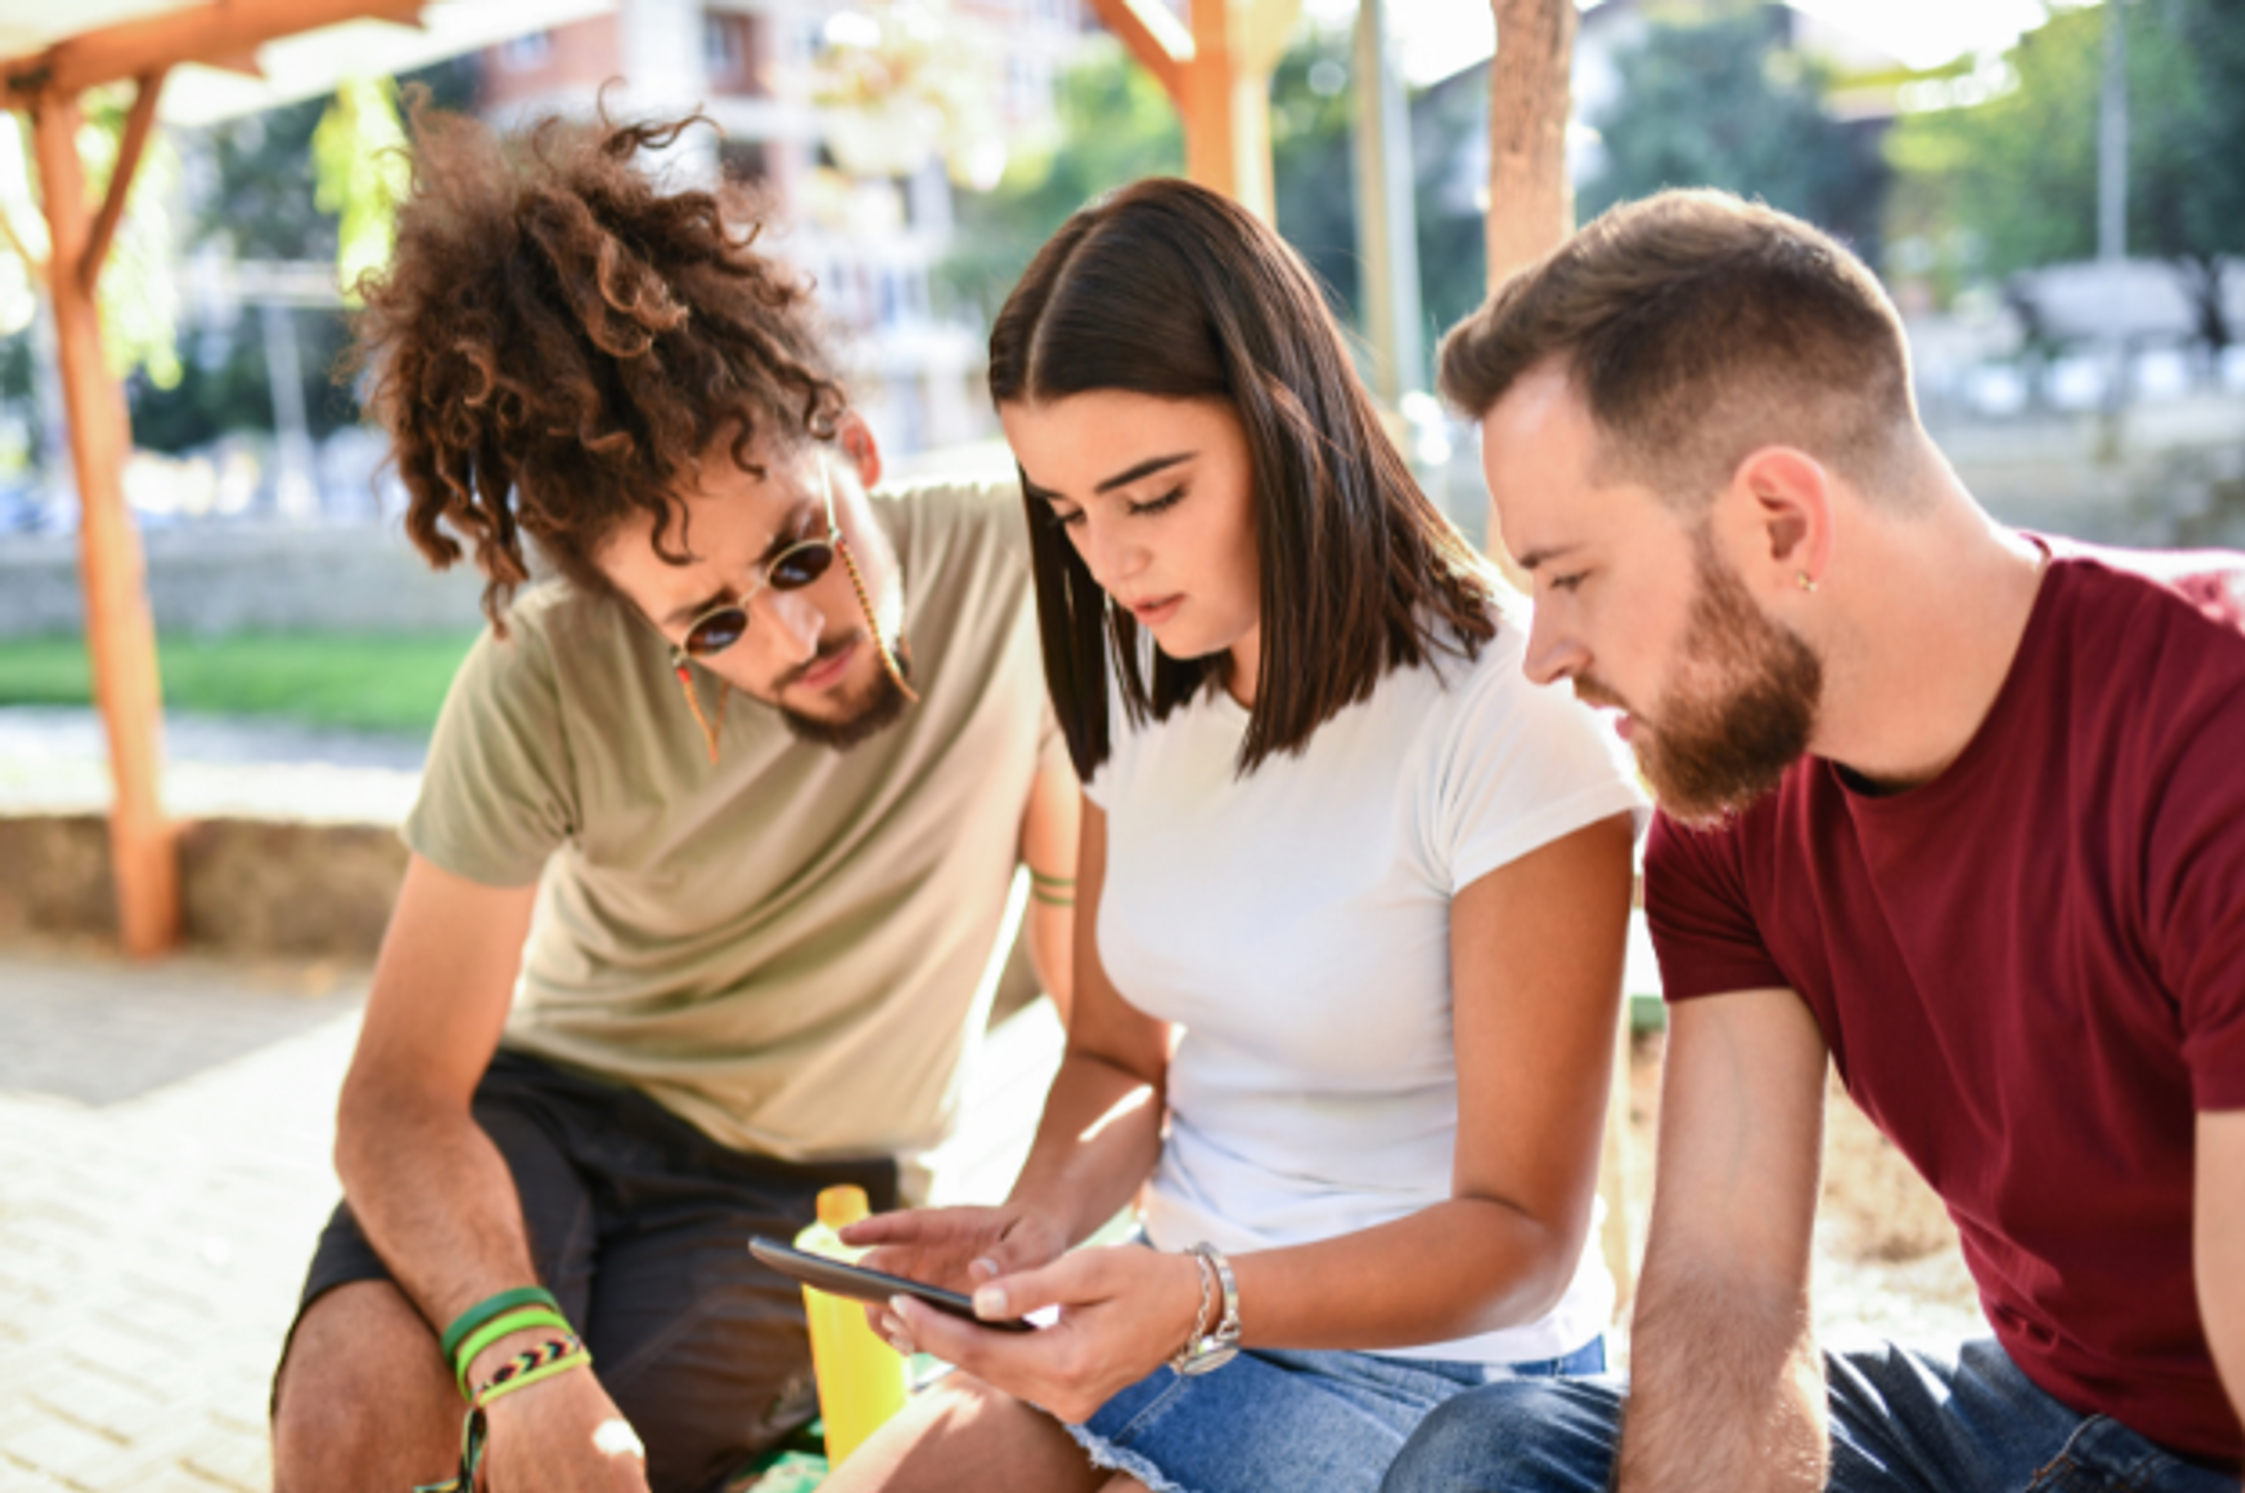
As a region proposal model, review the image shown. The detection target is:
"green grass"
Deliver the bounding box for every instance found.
[0,630,481,735]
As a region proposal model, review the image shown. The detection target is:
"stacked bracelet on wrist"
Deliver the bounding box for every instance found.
[442,1286,566,1393]
[414,1289,596,1493]
[1168,1242,1242,1377]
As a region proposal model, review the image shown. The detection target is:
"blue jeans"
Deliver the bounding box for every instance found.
[1380,1337,2240,1493]
[1064,1337,1609,1493]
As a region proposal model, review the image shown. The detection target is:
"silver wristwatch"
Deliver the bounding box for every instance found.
[1172,1242,1241,1376]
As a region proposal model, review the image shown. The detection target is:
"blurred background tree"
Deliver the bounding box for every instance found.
[933,37,1181,328]
[1886,0,2245,351]
[1579,8,1886,258]
[125,59,468,458]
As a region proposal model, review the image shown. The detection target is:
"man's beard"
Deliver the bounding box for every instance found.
[777,634,913,751]
[1601,531,1823,826]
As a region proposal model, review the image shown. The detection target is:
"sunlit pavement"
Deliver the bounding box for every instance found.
[0,938,1065,1493]
[0,947,367,1492]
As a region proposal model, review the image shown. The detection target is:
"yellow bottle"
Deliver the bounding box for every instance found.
[794,1185,912,1467]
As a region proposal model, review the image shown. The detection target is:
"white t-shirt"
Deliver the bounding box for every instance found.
[1084,605,1646,1365]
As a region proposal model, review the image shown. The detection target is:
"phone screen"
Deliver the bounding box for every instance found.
[748,1237,1034,1333]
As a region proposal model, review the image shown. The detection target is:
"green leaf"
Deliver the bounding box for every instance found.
[312,76,411,304]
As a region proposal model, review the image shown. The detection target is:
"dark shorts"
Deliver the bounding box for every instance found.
[285,1048,899,1493]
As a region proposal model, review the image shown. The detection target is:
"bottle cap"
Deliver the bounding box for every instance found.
[817,1184,870,1229]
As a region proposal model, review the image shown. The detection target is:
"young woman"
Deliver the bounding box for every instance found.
[822,178,1644,1493]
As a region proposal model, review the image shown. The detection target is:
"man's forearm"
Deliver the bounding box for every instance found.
[335,1081,544,1334]
[1617,1270,1827,1493]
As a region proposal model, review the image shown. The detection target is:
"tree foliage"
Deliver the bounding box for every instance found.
[1580,8,1887,258]
[129,57,467,452]
[0,91,186,387]
[932,37,1181,326]
[1886,0,2245,344]
[313,75,413,301]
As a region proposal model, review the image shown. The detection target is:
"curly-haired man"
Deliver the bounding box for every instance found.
[267,110,1077,1493]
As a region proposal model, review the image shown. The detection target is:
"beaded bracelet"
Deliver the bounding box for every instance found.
[474,1335,592,1407]
[453,1307,572,1398]
[412,1338,594,1493]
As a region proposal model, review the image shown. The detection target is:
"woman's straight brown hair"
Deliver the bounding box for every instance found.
[989,177,1497,780]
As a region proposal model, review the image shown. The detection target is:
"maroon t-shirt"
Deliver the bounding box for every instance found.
[1645,544,2245,1463]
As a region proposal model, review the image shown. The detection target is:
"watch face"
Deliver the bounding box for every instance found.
[1178,1343,1239,1377]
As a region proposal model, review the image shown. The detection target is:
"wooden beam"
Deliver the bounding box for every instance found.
[3,0,423,101]
[1082,0,1190,104]
[1482,0,1577,568]
[81,68,169,298]
[1181,0,1243,204]
[30,92,180,958]
[200,50,270,79]
[1484,0,1577,291]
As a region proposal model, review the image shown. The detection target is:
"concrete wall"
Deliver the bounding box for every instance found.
[0,525,489,639]
[1929,393,2245,548]
[0,815,408,958]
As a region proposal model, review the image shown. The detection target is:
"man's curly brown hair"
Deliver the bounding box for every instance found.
[353,104,849,628]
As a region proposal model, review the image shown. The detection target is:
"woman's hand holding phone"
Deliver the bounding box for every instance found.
[869,1242,1207,1425]
[839,1202,1068,1339]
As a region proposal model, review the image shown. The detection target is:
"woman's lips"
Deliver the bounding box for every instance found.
[1127,594,1183,627]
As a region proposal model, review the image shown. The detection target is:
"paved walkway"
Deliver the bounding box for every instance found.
[0,947,368,1492]
[0,941,1065,1493]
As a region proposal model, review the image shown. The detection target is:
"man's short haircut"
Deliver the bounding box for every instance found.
[1438,189,1921,508]
[353,105,847,626]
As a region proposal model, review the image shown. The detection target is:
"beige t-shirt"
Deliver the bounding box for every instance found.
[404,478,1064,1167]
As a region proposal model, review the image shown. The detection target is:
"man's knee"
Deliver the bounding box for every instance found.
[1381,1379,1624,1493]
[272,1281,456,1493]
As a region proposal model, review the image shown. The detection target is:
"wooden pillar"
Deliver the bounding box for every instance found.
[1087,0,1298,222]
[1484,0,1576,291]
[29,90,181,957]
[1480,0,1628,1303]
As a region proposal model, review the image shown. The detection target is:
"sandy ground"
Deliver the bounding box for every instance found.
[1617,1030,1986,1364]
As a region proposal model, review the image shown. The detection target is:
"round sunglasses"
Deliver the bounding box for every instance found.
[663,457,921,716]
[676,532,836,657]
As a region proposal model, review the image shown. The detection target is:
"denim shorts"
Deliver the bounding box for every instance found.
[1063,1335,1608,1493]
[1378,1337,2242,1493]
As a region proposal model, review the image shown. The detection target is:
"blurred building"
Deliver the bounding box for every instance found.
[475,0,1089,456]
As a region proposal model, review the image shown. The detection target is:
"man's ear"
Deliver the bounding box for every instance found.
[837,411,882,492]
[1719,446,1833,595]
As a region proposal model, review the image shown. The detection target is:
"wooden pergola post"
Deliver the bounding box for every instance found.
[1484,0,1576,291]
[1480,0,1632,1306]
[1084,0,1300,220]
[27,80,180,958]
[3,0,428,957]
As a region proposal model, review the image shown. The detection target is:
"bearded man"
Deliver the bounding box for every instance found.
[1383,191,2245,1493]
[266,110,1077,1493]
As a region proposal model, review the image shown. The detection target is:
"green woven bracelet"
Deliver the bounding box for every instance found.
[454,1308,571,1398]
[440,1286,562,1362]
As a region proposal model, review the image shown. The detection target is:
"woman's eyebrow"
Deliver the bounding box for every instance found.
[1094,451,1193,494]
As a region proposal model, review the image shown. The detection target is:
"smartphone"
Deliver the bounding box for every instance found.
[748,1236,1034,1333]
